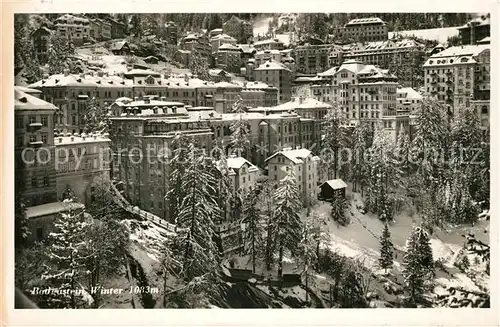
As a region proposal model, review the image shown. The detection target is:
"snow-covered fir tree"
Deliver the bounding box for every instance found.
[411,97,452,203]
[41,200,90,308]
[173,142,221,281]
[351,122,373,194]
[15,193,30,249]
[82,97,111,134]
[166,133,190,223]
[320,102,348,180]
[378,222,394,273]
[240,186,263,273]
[394,127,411,177]
[46,34,76,75]
[272,169,303,277]
[212,142,234,223]
[188,49,210,81]
[402,225,435,306]
[331,195,349,226]
[297,216,319,304]
[229,95,251,158]
[258,179,277,270]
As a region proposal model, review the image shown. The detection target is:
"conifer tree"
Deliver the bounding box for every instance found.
[41,200,90,308]
[212,142,234,223]
[46,34,76,75]
[331,196,349,226]
[173,143,221,280]
[15,194,30,249]
[82,97,111,134]
[229,95,251,158]
[378,223,394,273]
[402,226,435,306]
[241,186,263,273]
[320,103,348,180]
[273,169,303,277]
[165,133,190,223]
[188,49,210,81]
[258,180,277,271]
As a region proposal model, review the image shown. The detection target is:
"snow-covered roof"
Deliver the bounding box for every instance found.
[254,60,290,71]
[214,81,242,89]
[15,89,57,111]
[26,201,85,219]
[255,49,281,56]
[322,179,347,190]
[274,97,331,110]
[55,134,111,145]
[220,112,266,121]
[318,66,339,77]
[242,81,276,89]
[266,148,313,164]
[227,156,259,172]
[236,44,256,54]
[14,86,42,94]
[211,33,236,41]
[115,99,186,109]
[458,15,490,29]
[254,38,284,46]
[29,73,133,88]
[218,43,242,51]
[429,44,490,58]
[110,40,128,51]
[477,36,490,44]
[346,17,385,26]
[397,87,422,100]
[337,59,366,74]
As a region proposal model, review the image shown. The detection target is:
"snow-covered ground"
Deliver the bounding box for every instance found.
[389,26,460,44]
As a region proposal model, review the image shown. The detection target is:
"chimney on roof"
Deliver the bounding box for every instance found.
[71,136,74,142]
[160,96,167,101]
[82,133,86,141]
[299,96,304,104]
[80,73,85,79]
[97,70,104,77]
[94,134,97,140]
[63,69,70,77]
[59,137,63,143]
[134,96,139,101]
[143,97,150,104]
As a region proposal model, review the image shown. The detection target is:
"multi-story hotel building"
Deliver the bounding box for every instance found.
[15,88,58,207]
[423,44,490,125]
[457,15,490,45]
[215,43,243,73]
[210,33,237,53]
[240,81,279,108]
[222,15,253,44]
[342,39,426,88]
[294,44,335,74]
[396,87,423,114]
[54,14,91,46]
[15,87,87,243]
[253,38,285,52]
[30,26,52,63]
[266,148,320,198]
[180,33,212,58]
[340,17,388,43]
[54,133,111,206]
[254,60,293,104]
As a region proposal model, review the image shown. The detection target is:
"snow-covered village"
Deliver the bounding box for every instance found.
[13,12,490,309]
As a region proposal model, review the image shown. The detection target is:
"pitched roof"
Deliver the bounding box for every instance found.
[265,148,313,164]
[227,156,259,172]
[322,179,347,190]
[254,60,290,71]
[14,88,57,111]
[346,17,385,26]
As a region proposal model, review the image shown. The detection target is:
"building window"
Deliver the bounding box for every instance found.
[16,116,24,128]
[29,135,36,143]
[41,134,48,144]
[41,116,48,127]
[16,136,23,147]
[43,175,49,186]
[31,177,37,188]
[29,116,36,124]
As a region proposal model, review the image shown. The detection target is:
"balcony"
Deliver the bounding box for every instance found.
[27,122,42,132]
[29,141,44,148]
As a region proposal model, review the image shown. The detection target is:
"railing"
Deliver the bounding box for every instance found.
[110,181,176,233]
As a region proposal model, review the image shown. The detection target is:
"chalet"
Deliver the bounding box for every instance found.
[110,40,130,55]
[143,56,159,64]
[318,179,347,202]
